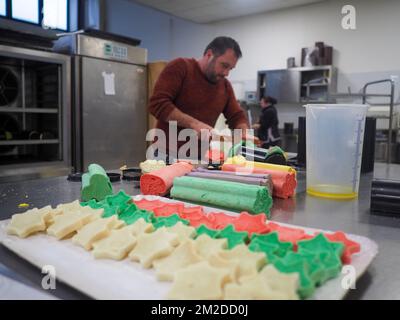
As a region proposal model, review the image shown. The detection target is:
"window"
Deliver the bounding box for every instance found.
[0,0,6,16]
[12,0,39,24]
[1,0,69,31]
[43,0,68,31]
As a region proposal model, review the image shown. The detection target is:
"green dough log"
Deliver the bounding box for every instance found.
[171,176,272,216]
[81,164,113,202]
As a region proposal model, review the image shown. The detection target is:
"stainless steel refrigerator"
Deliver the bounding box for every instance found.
[54,30,147,172]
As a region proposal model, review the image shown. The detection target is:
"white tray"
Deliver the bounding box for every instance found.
[0,195,378,300]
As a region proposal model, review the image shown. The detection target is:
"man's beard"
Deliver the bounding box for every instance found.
[205,58,221,84]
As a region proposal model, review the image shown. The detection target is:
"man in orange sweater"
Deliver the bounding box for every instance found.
[148,36,250,161]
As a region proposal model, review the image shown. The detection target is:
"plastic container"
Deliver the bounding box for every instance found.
[305,104,368,199]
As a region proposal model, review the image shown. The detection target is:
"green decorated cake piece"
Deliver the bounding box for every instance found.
[81,164,113,202]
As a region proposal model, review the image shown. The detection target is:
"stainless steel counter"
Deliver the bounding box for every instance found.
[0,163,399,299]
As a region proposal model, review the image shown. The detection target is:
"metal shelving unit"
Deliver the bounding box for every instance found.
[0,139,59,146]
[0,107,58,113]
[257,65,337,103]
[330,78,396,164]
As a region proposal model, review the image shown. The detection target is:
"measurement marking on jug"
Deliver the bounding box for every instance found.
[352,116,365,190]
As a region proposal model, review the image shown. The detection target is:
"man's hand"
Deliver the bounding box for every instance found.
[252,123,260,129]
[191,120,214,141]
[242,132,261,146]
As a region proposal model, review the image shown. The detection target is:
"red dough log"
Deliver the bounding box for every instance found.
[221,163,297,199]
[140,162,193,196]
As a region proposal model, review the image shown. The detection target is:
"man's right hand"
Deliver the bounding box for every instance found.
[191,121,214,140]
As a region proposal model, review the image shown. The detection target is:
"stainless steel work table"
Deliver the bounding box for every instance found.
[0,163,399,300]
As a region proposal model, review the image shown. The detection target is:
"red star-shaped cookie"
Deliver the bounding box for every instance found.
[232,212,269,236]
[322,231,361,264]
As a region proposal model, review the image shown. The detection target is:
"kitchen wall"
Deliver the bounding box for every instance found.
[104,0,213,62]
[104,0,400,129]
[210,0,400,128]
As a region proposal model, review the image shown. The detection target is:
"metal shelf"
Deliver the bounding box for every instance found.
[330,93,392,98]
[0,107,59,114]
[302,83,328,87]
[0,139,59,146]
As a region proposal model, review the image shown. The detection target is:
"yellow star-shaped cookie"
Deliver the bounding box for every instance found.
[258,265,299,300]
[92,226,137,260]
[7,206,54,238]
[224,273,288,300]
[56,200,81,212]
[153,240,204,281]
[129,218,154,237]
[208,253,239,284]
[167,261,231,300]
[129,227,179,268]
[218,244,267,280]
[224,265,299,300]
[72,215,121,250]
[166,222,196,244]
[193,234,227,259]
[47,210,94,239]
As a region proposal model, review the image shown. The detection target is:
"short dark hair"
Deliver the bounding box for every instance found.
[261,96,278,105]
[204,36,242,59]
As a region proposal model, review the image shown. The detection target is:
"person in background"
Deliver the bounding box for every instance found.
[148,36,253,160]
[252,96,281,149]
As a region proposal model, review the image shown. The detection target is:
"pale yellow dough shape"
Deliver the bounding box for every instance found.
[193,234,227,259]
[72,215,122,250]
[7,205,54,238]
[224,265,299,300]
[129,218,154,237]
[153,240,204,281]
[56,200,81,212]
[218,244,267,280]
[167,261,231,300]
[208,253,239,284]
[92,225,137,260]
[258,264,299,300]
[48,201,103,225]
[166,222,196,244]
[46,210,95,239]
[129,227,179,268]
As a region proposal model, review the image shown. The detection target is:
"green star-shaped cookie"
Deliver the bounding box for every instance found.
[298,233,344,258]
[153,214,189,229]
[80,199,104,209]
[272,252,316,299]
[216,225,248,249]
[248,238,279,261]
[196,225,219,238]
[251,231,293,257]
[105,190,134,210]
[299,250,342,285]
[119,208,154,225]
[101,205,119,218]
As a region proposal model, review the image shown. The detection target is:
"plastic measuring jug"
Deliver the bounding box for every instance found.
[304,104,369,199]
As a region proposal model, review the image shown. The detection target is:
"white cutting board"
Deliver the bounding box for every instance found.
[0,195,378,300]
